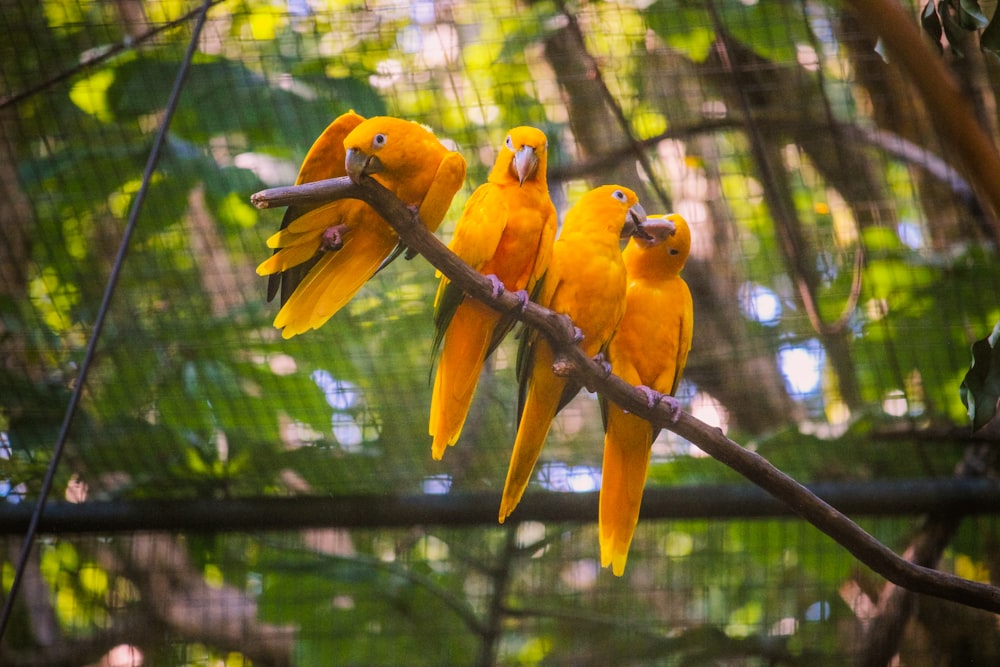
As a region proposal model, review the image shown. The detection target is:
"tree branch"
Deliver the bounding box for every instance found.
[843,0,1000,240]
[250,177,1000,614]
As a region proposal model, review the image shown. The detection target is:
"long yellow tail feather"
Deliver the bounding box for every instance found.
[599,405,654,576]
[429,301,502,459]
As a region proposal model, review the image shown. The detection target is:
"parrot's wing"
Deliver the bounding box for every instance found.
[270,211,322,304]
[430,279,466,365]
[672,286,694,396]
[599,393,610,432]
[377,152,470,277]
[448,185,508,272]
[430,185,508,362]
[556,378,585,415]
[514,268,561,426]
[650,283,694,440]
[374,242,409,277]
[481,273,535,366]
[267,111,365,304]
[513,314,536,429]
[513,270,583,418]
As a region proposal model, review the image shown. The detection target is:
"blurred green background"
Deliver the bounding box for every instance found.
[2,0,999,664]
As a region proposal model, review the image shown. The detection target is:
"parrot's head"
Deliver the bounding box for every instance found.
[343,116,443,185]
[494,126,548,186]
[345,131,387,184]
[632,213,691,272]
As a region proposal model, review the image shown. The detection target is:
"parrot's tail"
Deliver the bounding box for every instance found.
[429,302,502,459]
[599,406,654,576]
[498,368,564,523]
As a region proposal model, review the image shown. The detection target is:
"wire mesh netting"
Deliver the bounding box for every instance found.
[2,0,1000,664]
[9,516,1000,665]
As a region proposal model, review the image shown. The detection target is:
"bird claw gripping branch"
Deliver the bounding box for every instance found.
[320,224,349,251]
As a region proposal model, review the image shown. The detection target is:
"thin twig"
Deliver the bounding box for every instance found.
[250,175,1000,614]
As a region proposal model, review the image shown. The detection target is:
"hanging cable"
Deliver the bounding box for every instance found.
[0,0,216,640]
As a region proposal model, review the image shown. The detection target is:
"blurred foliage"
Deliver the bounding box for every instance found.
[3,0,1000,663]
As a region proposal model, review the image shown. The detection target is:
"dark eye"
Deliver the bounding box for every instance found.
[372,133,387,149]
[612,189,627,203]
[670,248,680,255]
[505,135,514,150]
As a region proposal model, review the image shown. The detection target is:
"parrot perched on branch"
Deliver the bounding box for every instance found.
[599,213,692,576]
[256,112,467,338]
[428,127,557,460]
[498,185,648,524]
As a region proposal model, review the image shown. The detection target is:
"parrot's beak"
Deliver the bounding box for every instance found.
[512,145,539,186]
[345,148,384,184]
[620,201,649,240]
[636,214,677,246]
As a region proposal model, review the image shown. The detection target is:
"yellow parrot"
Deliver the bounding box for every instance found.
[257,113,467,338]
[428,127,557,460]
[599,213,693,576]
[498,185,648,523]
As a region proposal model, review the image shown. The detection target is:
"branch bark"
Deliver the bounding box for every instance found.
[251,177,1000,615]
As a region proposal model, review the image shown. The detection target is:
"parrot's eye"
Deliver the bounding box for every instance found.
[612,189,627,203]
[670,248,680,255]
[372,133,387,149]
[505,135,514,151]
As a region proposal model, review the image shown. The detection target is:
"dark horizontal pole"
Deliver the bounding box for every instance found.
[0,478,998,535]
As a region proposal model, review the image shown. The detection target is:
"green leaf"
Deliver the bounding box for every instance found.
[960,320,1000,433]
[939,0,968,56]
[861,226,905,253]
[645,1,716,62]
[647,0,816,63]
[958,0,988,30]
[726,2,814,63]
[982,8,1000,53]
[921,1,944,53]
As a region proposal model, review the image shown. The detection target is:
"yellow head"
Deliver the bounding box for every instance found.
[489,126,549,186]
[562,184,648,239]
[342,116,455,200]
[625,213,691,277]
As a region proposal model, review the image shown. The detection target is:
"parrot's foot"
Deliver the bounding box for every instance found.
[631,386,683,422]
[403,203,422,226]
[485,274,505,300]
[512,289,530,312]
[637,384,663,409]
[661,395,683,423]
[592,351,612,376]
[572,326,585,344]
[404,246,418,260]
[320,224,349,251]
